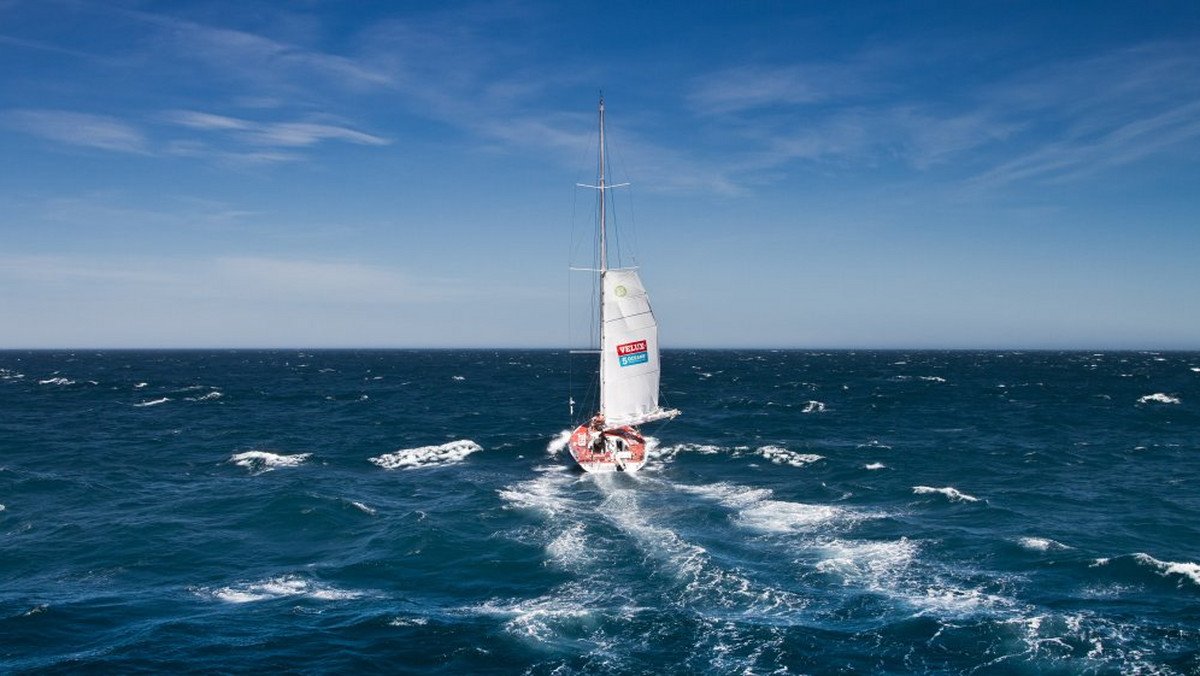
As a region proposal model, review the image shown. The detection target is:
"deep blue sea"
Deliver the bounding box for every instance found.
[2,350,1198,675]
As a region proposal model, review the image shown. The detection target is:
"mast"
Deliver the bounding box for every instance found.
[597,95,607,416]
[573,94,628,423]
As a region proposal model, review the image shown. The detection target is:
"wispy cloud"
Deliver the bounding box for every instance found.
[688,61,880,114]
[684,39,1200,192]
[167,110,390,148]
[119,7,393,92]
[1,109,149,153]
[968,41,1200,188]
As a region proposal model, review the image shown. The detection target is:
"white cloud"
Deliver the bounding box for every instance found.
[122,7,393,91]
[166,110,390,149]
[1,109,148,153]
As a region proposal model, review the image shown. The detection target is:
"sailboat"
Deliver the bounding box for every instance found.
[567,96,680,472]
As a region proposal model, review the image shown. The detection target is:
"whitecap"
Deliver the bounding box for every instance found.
[388,616,429,627]
[920,376,947,383]
[1018,537,1071,552]
[350,501,376,516]
[187,390,223,402]
[451,375,465,381]
[230,450,311,473]
[200,575,364,604]
[38,377,74,386]
[1137,393,1181,405]
[1191,367,1200,373]
[134,382,148,388]
[756,445,824,468]
[802,400,825,413]
[913,485,981,503]
[651,442,724,462]
[134,397,171,407]
[865,462,887,470]
[369,440,482,470]
[1133,553,1200,587]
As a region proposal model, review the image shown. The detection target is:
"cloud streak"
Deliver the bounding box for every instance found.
[1,109,149,153]
[684,39,1200,192]
[167,110,390,148]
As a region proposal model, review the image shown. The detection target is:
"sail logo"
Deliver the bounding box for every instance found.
[617,340,649,367]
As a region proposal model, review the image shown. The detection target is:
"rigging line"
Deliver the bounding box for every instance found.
[606,120,639,268]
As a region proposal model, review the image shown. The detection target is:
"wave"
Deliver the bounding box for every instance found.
[369,440,482,470]
[38,377,74,386]
[1017,537,1072,552]
[756,446,824,468]
[651,442,725,463]
[134,397,171,407]
[229,450,311,473]
[186,390,223,402]
[864,462,887,470]
[913,486,981,503]
[1137,393,1181,405]
[197,575,364,604]
[802,400,826,413]
[349,501,376,516]
[1094,553,1200,588]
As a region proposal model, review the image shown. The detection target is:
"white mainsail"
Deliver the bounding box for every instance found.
[600,268,679,427]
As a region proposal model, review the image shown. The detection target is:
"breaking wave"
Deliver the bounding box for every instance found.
[1137,393,1181,405]
[134,397,171,407]
[913,485,981,503]
[196,575,365,604]
[369,440,482,470]
[229,450,312,473]
[1018,537,1072,552]
[756,445,824,468]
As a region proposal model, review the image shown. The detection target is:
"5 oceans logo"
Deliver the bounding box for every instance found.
[617,340,649,367]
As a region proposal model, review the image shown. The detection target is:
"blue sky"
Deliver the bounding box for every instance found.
[2,1,1198,349]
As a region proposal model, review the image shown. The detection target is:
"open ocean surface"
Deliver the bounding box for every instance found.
[2,349,1198,675]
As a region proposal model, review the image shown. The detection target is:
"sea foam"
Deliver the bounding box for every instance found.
[756,446,824,468]
[369,440,482,470]
[1137,393,1181,405]
[38,377,74,386]
[134,397,171,407]
[1018,537,1072,552]
[913,486,981,503]
[1133,553,1200,587]
[200,575,364,604]
[230,450,311,473]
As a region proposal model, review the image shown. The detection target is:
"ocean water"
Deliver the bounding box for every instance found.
[1,349,1198,675]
